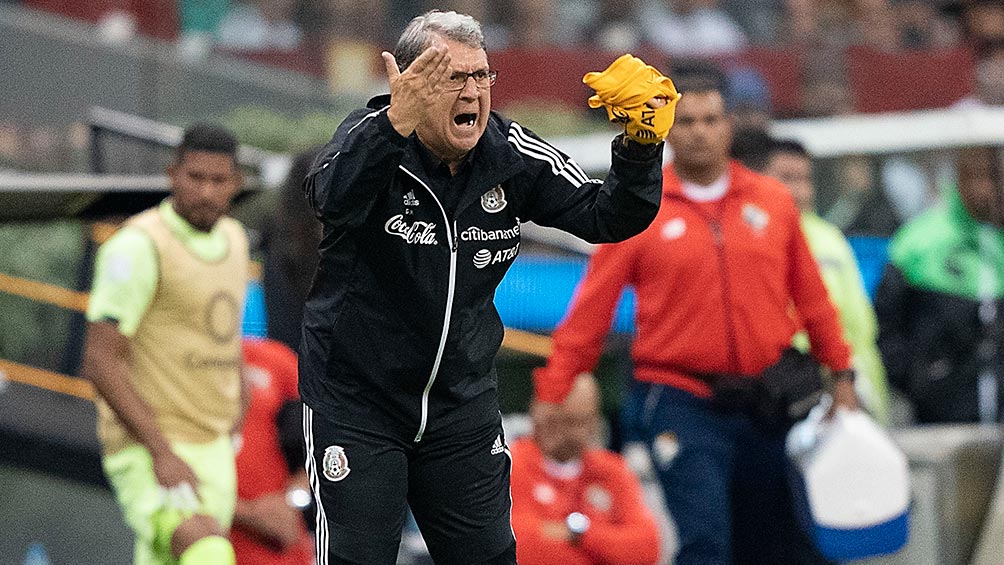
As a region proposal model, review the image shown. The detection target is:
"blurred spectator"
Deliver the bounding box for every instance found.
[593,0,645,51]
[306,0,388,96]
[536,64,857,564]
[232,338,313,564]
[509,0,560,47]
[958,0,1004,44]
[217,0,303,51]
[760,137,892,424]
[638,0,748,56]
[876,146,1004,424]
[853,0,901,52]
[510,374,661,565]
[263,147,321,353]
[892,0,959,49]
[721,0,784,44]
[783,0,857,48]
[823,154,906,237]
[799,51,854,117]
[958,40,1004,107]
[724,65,772,130]
[177,0,231,59]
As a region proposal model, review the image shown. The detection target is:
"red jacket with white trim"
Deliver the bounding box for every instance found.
[536,161,851,402]
[510,438,661,565]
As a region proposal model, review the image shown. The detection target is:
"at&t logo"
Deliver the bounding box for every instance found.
[473,243,519,269]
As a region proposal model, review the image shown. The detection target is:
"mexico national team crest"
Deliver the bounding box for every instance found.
[481,185,507,213]
[322,445,350,482]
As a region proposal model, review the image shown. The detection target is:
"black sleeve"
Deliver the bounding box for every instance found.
[303,106,410,231]
[874,263,913,392]
[513,123,663,244]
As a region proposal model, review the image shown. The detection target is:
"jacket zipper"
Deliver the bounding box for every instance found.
[399,166,458,442]
[708,217,740,373]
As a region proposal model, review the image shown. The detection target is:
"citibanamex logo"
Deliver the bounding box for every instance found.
[385,215,438,245]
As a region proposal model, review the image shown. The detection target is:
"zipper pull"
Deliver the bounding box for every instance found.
[710,220,723,244]
[452,221,458,252]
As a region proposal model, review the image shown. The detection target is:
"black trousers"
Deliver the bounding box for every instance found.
[303,405,517,564]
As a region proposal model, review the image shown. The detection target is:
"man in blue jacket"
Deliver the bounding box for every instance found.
[298,9,677,565]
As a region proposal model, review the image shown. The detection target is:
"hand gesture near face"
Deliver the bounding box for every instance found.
[382,43,452,138]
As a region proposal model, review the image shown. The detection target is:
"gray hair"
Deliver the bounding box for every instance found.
[394,10,486,72]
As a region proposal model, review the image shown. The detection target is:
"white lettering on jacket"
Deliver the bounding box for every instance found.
[460,221,521,242]
[385,215,439,245]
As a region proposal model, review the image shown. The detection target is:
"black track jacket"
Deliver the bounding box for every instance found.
[301,95,662,442]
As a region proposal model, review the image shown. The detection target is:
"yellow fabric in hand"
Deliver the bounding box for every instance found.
[583,54,682,144]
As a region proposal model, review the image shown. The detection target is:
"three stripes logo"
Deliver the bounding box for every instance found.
[491,435,505,456]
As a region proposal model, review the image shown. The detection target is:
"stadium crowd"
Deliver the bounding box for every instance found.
[14,0,1004,114]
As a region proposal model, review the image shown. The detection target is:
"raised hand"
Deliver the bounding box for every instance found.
[583,54,681,145]
[382,43,452,138]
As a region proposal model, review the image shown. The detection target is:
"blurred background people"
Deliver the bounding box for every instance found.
[638,0,748,57]
[262,147,322,353]
[761,137,891,424]
[510,373,661,565]
[216,0,303,52]
[232,337,313,565]
[82,124,248,565]
[876,146,1004,424]
[535,62,857,565]
[732,128,892,423]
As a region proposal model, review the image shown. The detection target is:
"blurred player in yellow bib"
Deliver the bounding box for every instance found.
[82,124,249,564]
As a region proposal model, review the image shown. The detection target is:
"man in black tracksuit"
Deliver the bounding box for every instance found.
[299,11,665,564]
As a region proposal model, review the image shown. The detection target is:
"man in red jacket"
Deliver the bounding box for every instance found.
[535,64,858,564]
[231,338,313,565]
[511,373,661,565]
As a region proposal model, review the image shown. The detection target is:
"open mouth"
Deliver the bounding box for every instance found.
[454,113,477,127]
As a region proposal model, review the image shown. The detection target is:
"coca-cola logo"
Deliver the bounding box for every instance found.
[384,214,439,245]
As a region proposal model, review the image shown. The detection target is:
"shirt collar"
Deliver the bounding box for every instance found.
[414,137,474,178]
[159,199,226,245]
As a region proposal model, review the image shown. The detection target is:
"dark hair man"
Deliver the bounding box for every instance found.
[876,146,1004,423]
[83,123,248,564]
[536,67,859,564]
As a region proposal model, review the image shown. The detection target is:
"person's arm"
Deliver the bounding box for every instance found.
[577,460,661,565]
[516,123,663,244]
[786,208,858,409]
[829,235,891,423]
[509,445,591,565]
[232,471,308,550]
[534,240,638,404]
[510,506,591,565]
[83,322,198,489]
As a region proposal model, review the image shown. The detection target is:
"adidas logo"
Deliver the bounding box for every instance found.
[491,435,505,456]
[403,191,420,207]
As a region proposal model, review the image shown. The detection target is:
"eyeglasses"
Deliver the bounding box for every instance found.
[443,70,498,91]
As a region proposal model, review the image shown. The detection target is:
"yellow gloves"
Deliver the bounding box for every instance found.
[583,54,681,145]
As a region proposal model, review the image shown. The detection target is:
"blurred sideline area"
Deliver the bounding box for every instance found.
[2,1,1004,564]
